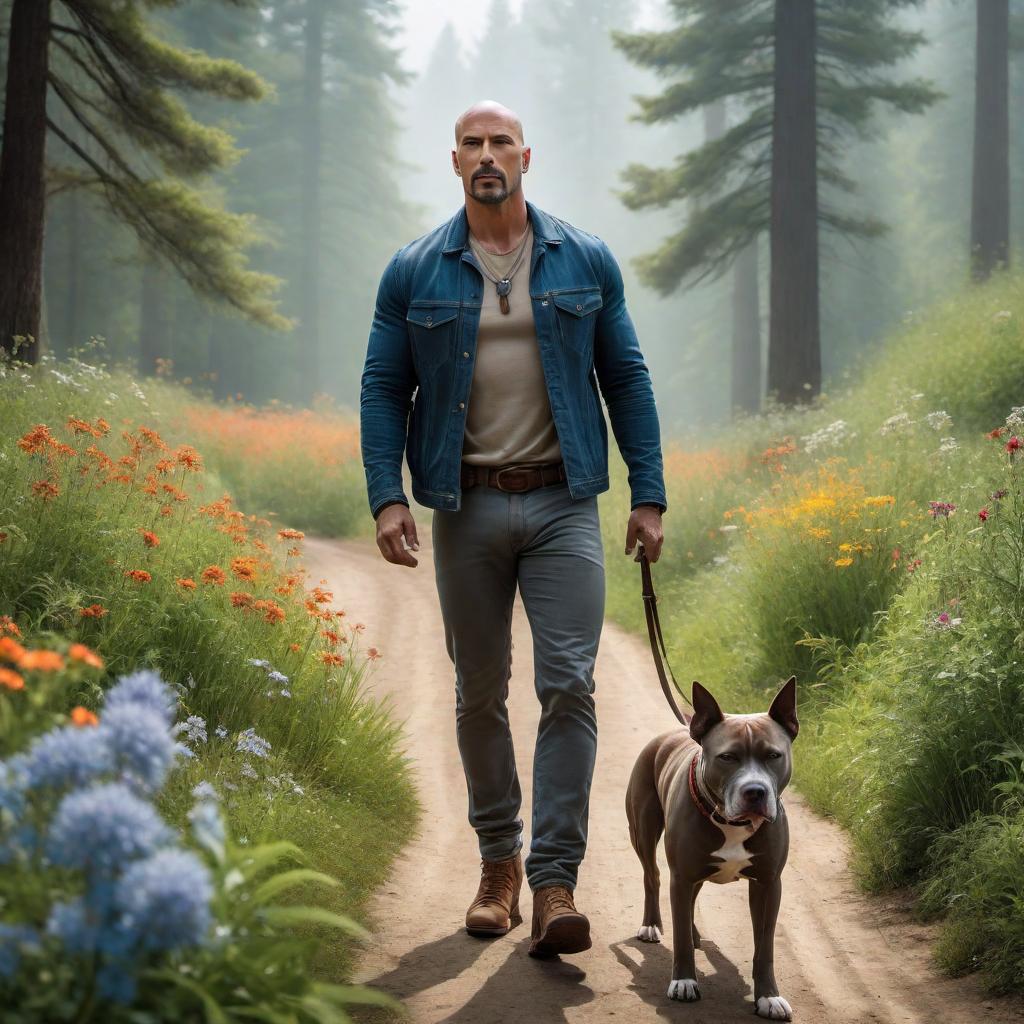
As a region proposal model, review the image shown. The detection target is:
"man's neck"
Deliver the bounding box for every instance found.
[465,193,529,253]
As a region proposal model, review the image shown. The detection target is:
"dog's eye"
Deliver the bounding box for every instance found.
[717,752,738,762]
[766,751,783,760]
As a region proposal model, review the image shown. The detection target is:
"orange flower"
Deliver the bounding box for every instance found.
[289,643,300,652]
[18,423,57,455]
[321,629,341,646]
[0,636,28,663]
[79,604,109,619]
[71,706,99,726]
[0,616,22,637]
[278,528,305,541]
[176,578,197,590]
[230,557,257,582]
[125,569,152,584]
[18,649,65,671]
[367,647,381,660]
[321,652,346,666]
[231,592,254,609]
[0,531,7,544]
[31,480,60,500]
[253,599,286,624]
[68,643,104,668]
[139,529,160,548]
[175,445,204,471]
[0,667,25,691]
[200,565,226,586]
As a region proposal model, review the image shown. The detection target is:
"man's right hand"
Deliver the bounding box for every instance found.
[375,503,420,567]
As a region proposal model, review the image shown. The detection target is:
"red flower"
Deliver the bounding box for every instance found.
[978,507,990,522]
[1007,436,1022,453]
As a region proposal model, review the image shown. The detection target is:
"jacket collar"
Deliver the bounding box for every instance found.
[441,199,564,255]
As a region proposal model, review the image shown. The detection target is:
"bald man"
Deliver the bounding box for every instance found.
[360,100,668,958]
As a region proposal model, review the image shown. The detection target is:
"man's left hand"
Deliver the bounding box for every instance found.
[625,506,664,563]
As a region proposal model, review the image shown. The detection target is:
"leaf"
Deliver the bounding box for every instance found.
[311,982,404,1010]
[252,869,341,906]
[260,906,368,939]
[144,967,230,1024]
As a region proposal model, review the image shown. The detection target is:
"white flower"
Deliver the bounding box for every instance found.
[718,524,739,533]
[1006,407,1024,432]
[925,411,952,431]
[800,419,856,453]
[938,437,959,453]
[247,658,271,670]
[993,309,1012,323]
[880,412,914,435]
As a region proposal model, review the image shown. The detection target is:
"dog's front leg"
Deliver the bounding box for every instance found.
[749,875,792,1021]
[666,872,701,1002]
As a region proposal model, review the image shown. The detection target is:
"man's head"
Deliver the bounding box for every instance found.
[452,100,530,207]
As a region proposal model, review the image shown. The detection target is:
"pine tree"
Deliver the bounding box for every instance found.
[0,0,294,365]
[614,0,940,405]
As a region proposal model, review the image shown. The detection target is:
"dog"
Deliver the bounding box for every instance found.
[625,676,798,1021]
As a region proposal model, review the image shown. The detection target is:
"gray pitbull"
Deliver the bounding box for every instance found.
[625,676,798,1021]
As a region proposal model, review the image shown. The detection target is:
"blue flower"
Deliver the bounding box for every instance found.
[0,923,41,979]
[105,669,178,726]
[192,780,217,801]
[98,703,180,794]
[96,960,138,1005]
[20,725,113,792]
[114,848,213,951]
[267,670,289,684]
[46,782,173,875]
[46,897,99,954]
[177,715,207,745]
[236,728,272,759]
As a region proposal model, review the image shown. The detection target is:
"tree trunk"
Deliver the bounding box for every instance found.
[0,0,51,364]
[61,189,83,359]
[970,0,1009,281]
[139,255,169,379]
[768,0,820,406]
[731,239,761,417]
[299,0,324,404]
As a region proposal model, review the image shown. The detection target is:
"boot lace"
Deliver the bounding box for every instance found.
[472,857,516,907]
[541,885,577,915]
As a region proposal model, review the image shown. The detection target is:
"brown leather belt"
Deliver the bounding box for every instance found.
[461,460,567,493]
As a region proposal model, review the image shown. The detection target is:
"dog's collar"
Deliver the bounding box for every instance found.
[688,752,757,831]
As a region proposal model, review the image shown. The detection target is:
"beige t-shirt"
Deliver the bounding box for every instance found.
[462,223,563,466]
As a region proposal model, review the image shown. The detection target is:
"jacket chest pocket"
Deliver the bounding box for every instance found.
[552,289,603,355]
[407,305,460,377]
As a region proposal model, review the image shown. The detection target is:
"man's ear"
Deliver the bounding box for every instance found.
[452,151,461,176]
[768,675,799,740]
[688,681,724,744]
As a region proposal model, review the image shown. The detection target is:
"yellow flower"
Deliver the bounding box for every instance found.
[838,543,854,552]
[834,557,854,568]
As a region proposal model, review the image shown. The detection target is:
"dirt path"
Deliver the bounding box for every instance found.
[305,531,1023,1024]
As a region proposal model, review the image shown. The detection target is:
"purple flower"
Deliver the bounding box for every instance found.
[928,501,957,518]
[20,725,113,792]
[98,703,181,795]
[105,669,178,726]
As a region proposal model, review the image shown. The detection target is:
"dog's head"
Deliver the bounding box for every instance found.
[687,676,798,824]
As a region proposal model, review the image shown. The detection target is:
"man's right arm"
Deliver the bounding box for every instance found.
[360,251,417,520]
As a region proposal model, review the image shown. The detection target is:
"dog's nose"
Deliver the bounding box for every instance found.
[741,783,768,803]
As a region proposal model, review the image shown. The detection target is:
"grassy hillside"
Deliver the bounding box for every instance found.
[599,270,1024,991]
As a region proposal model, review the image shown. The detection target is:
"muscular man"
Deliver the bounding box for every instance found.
[359,99,667,957]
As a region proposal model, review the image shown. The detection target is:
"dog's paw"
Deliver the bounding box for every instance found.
[667,978,701,1002]
[636,924,661,942]
[755,995,792,1020]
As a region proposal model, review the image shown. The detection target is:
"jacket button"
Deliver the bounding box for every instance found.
[426,316,433,324]
[576,303,583,311]
[458,402,465,409]
[463,351,469,358]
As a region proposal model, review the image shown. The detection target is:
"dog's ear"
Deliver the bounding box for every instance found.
[688,680,724,744]
[768,675,799,740]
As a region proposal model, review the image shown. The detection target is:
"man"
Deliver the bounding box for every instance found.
[359,100,667,957]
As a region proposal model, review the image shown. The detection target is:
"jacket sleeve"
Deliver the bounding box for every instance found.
[592,240,668,515]
[360,251,417,520]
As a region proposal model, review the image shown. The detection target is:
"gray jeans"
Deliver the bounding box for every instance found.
[431,475,605,892]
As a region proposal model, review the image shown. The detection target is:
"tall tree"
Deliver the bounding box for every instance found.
[614,0,940,406]
[970,0,1010,280]
[0,0,289,365]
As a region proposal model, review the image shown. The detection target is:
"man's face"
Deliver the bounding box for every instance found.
[452,113,530,206]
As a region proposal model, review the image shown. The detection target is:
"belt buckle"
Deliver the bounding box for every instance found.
[494,466,533,492]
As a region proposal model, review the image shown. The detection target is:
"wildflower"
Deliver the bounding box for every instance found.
[31,480,60,501]
[236,728,271,759]
[0,924,41,979]
[928,501,957,518]
[176,578,196,590]
[68,643,104,669]
[834,557,854,568]
[993,310,1012,323]
[124,569,152,584]
[79,604,108,618]
[1007,407,1024,432]
[1007,436,1021,455]
[113,848,214,951]
[991,488,1009,502]
[105,670,178,726]
[45,898,97,954]
[177,715,208,746]
[175,445,203,471]
[907,558,922,573]
[280,689,292,698]
[187,797,225,860]
[19,724,111,792]
[214,725,228,739]
[879,412,913,435]
[239,762,258,780]
[367,648,382,660]
[926,411,952,431]
[0,638,27,664]
[247,658,271,669]
[0,668,25,691]
[979,507,990,522]
[99,703,181,794]
[800,420,855,453]
[267,670,289,684]
[938,437,959,454]
[46,782,173,874]
[863,495,895,508]
[932,612,963,630]
[718,524,739,533]
[17,649,65,671]
[71,707,99,727]
[987,427,1006,440]
[200,566,225,586]
[322,652,345,666]
[0,617,22,637]
[230,592,254,609]
[278,528,305,541]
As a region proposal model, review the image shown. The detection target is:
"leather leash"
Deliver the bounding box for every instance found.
[637,542,693,725]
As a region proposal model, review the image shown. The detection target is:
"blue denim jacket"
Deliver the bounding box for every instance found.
[359,201,667,520]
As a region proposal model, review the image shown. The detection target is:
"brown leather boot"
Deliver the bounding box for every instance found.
[465,853,524,937]
[528,884,592,957]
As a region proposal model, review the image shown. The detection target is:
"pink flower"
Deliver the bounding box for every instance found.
[928,501,957,518]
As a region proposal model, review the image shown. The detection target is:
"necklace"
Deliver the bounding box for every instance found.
[471,227,532,315]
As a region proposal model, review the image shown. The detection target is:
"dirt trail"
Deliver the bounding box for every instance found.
[305,531,1023,1024]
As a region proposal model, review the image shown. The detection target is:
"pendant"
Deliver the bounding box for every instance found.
[497,279,511,315]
